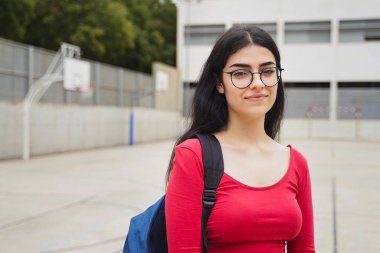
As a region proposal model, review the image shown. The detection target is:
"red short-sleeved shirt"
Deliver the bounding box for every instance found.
[166,138,315,253]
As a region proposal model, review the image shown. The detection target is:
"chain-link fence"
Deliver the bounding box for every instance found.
[0,38,154,108]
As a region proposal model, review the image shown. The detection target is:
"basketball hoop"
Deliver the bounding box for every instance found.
[63,58,91,92]
[23,42,84,160]
[78,84,95,99]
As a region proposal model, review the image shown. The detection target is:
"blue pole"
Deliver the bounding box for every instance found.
[129,111,134,145]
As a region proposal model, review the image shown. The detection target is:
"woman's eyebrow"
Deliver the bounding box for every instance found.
[259,61,276,67]
[228,63,251,68]
[228,61,276,68]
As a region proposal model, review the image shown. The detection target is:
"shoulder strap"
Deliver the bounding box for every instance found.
[195,133,224,253]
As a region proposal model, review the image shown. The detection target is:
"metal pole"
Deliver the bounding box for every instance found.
[22,102,30,160]
[22,42,81,160]
[23,46,34,161]
[129,108,134,145]
[95,63,100,105]
[27,46,34,93]
[129,91,137,146]
[118,68,124,107]
[183,0,192,116]
[137,73,142,107]
[185,0,191,83]
[330,18,339,139]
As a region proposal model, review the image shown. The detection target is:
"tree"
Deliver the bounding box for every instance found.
[123,0,176,72]
[0,0,35,41]
[24,0,136,64]
[0,0,176,73]
[152,0,177,67]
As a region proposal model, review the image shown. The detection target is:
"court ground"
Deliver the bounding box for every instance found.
[0,138,379,253]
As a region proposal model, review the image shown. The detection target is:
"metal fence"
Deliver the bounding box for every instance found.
[0,38,154,108]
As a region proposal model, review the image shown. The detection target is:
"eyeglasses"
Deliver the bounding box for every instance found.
[223,67,284,89]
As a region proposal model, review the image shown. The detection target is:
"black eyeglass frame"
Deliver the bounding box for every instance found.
[223,67,284,89]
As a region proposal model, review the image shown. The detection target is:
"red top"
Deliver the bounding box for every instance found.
[166,138,315,253]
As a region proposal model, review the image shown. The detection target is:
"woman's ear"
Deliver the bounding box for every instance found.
[216,81,225,94]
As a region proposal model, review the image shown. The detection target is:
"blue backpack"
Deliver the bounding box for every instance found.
[123,133,224,253]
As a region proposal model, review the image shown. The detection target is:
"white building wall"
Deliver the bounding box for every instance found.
[177,0,380,83]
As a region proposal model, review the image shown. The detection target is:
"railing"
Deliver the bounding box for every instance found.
[306,106,362,139]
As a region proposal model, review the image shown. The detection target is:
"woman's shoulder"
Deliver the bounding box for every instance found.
[289,145,310,175]
[177,138,201,150]
[288,145,306,162]
[175,138,203,160]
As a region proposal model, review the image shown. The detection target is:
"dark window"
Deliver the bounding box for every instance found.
[184,25,225,46]
[339,82,380,88]
[234,23,277,41]
[183,82,198,88]
[285,21,331,43]
[285,82,330,88]
[338,82,380,119]
[339,19,380,42]
[284,82,330,118]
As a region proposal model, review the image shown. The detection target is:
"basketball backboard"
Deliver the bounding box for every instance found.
[63,58,91,92]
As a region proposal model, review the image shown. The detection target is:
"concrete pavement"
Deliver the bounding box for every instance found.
[0,139,379,253]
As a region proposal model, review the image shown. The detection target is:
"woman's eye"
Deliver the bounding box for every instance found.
[232,70,249,78]
[262,68,275,75]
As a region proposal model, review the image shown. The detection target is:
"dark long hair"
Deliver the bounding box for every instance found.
[166,26,285,183]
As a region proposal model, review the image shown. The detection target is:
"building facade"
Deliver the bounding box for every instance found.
[177,0,380,119]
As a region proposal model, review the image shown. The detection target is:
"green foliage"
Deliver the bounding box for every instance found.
[123,0,177,72]
[0,0,35,41]
[23,0,136,65]
[0,0,176,73]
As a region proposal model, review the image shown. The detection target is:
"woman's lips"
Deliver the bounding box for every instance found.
[244,94,268,101]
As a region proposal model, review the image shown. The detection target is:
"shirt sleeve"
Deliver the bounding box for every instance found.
[165,144,204,252]
[287,156,316,253]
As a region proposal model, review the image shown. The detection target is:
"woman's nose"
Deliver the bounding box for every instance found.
[249,73,265,89]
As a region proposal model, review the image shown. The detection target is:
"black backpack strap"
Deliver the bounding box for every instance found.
[195,133,224,253]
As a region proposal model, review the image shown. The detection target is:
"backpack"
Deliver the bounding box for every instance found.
[123,133,224,253]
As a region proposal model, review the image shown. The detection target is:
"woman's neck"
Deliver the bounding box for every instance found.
[218,113,272,147]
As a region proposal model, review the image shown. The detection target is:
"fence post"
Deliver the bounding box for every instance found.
[118,68,124,107]
[137,73,143,107]
[27,46,34,96]
[94,63,100,105]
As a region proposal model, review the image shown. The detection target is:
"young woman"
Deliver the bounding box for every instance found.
[165,26,315,253]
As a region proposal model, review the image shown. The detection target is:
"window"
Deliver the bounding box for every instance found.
[338,82,380,119]
[285,82,330,88]
[339,19,380,42]
[184,81,198,88]
[284,82,330,118]
[285,21,331,43]
[184,25,225,46]
[234,23,277,41]
[338,82,380,88]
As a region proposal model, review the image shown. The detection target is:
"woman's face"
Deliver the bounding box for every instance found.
[217,44,278,120]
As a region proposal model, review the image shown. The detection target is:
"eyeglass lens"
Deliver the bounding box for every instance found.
[231,67,281,88]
